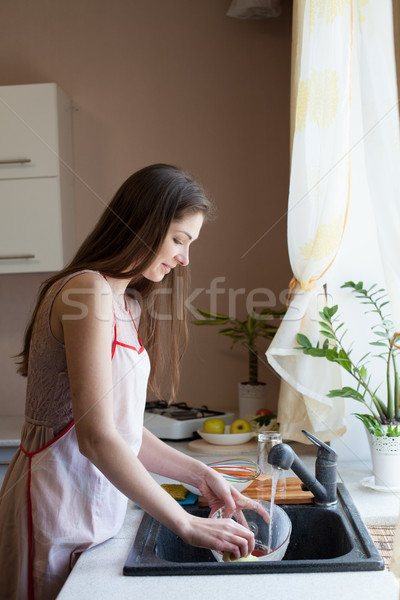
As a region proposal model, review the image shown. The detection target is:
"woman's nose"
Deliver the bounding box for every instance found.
[176,249,189,266]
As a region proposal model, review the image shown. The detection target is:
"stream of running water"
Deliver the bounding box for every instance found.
[267,469,279,553]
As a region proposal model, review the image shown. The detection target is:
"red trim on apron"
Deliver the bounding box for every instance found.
[21,280,144,598]
[111,304,144,359]
[20,420,75,600]
[103,275,144,359]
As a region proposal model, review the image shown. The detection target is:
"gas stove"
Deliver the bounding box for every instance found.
[144,400,234,440]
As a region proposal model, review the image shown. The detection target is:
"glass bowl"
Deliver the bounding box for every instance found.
[210,500,292,563]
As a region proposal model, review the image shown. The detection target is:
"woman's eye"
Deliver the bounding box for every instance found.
[173,238,184,245]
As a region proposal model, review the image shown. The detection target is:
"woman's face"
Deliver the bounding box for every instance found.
[142,212,204,282]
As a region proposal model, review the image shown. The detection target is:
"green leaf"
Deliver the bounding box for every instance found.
[192,319,229,326]
[252,413,276,427]
[318,312,330,325]
[357,352,371,364]
[327,386,365,401]
[320,330,336,341]
[319,325,334,337]
[337,349,352,372]
[325,348,339,362]
[296,333,312,348]
[218,328,240,335]
[354,414,385,436]
[322,305,338,320]
[387,424,400,438]
[326,388,347,397]
[322,307,331,320]
[318,320,331,329]
[305,348,328,357]
[260,308,286,317]
[341,281,357,289]
[330,305,338,317]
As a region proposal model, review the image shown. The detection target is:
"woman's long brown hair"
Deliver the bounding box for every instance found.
[16,164,213,402]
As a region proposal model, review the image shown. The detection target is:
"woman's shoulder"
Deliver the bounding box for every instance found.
[52,270,112,321]
[60,269,108,291]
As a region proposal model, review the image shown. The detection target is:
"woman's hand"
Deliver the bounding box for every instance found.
[179,512,255,560]
[176,468,270,559]
[137,431,269,557]
[196,465,269,521]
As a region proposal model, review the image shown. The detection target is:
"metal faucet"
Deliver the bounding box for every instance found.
[267,430,338,506]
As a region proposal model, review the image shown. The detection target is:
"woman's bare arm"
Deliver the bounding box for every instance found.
[52,272,255,558]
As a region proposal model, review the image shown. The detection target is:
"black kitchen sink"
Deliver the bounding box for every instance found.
[123,483,384,576]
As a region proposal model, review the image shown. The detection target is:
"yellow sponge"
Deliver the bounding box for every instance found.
[223,551,259,562]
[161,483,189,501]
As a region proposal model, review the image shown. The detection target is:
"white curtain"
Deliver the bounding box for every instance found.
[359,1,400,327]
[267,0,400,443]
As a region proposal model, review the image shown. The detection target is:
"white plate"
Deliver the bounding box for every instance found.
[360,476,400,493]
[197,427,254,446]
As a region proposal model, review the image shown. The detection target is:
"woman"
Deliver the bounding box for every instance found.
[0,164,260,600]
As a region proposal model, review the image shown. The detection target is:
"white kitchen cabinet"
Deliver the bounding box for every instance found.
[0,83,75,273]
[0,415,24,487]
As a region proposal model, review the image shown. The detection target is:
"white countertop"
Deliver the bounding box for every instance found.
[57,440,400,600]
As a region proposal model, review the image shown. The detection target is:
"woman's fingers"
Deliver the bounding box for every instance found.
[249,500,270,524]
[212,518,255,558]
[234,492,271,524]
[232,508,249,529]
[184,514,255,558]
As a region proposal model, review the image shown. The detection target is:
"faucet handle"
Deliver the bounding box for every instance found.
[301,430,337,462]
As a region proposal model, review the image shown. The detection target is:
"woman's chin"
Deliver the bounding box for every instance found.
[142,272,166,283]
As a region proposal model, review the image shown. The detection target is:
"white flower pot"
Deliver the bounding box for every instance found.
[366,429,400,489]
[238,382,267,419]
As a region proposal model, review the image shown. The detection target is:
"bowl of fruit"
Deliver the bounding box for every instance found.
[197,418,254,446]
[211,500,292,563]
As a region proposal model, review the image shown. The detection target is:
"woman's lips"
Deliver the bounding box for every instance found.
[161,263,171,274]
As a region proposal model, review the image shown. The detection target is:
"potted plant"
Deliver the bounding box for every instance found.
[296,281,400,489]
[192,307,284,420]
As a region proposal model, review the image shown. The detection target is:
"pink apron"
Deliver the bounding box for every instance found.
[19,298,150,600]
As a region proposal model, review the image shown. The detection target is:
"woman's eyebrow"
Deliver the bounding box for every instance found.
[176,230,193,240]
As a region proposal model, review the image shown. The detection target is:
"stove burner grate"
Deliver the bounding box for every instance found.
[145,401,224,421]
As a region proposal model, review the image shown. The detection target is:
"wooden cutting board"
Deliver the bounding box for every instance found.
[242,474,314,504]
[198,475,314,505]
[188,438,257,455]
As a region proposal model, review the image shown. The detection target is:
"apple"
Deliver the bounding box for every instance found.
[230,419,252,434]
[203,418,225,434]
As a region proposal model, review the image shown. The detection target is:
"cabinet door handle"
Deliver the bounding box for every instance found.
[0,254,35,260]
[0,158,32,165]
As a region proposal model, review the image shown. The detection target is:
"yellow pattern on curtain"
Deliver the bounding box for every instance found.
[267,0,400,444]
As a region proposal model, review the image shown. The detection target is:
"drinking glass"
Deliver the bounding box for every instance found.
[257,431,286,495]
